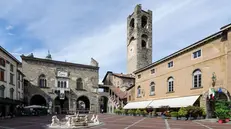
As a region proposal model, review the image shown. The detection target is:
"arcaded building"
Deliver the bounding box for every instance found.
[124,4,231,118]
[21,53,99,114]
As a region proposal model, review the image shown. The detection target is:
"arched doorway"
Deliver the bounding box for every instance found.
[76,96,90,113]
[206,90,229,118]
[54,96,69,114]
[99,96,108,113]
[30,95,47,106]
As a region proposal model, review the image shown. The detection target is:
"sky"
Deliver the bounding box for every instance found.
[0,0,231,83]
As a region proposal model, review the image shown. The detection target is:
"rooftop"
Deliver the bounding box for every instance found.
[21,55,99,70]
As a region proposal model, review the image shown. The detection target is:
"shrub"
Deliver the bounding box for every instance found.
[136,109,141,115]
[128,109,133,115]
[121,109,125,114]
[170,111,178,117]
[178,107,187,117]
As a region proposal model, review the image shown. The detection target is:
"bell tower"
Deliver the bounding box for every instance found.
[127,4,152,74]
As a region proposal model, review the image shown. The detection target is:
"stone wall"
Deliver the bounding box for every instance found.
[22,57,99,113]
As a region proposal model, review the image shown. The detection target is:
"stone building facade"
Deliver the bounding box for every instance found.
[98,72,135,113]
[0,46,24,117]
[124,5,231,117]
[21,54,99,114]
[127,4,152,74]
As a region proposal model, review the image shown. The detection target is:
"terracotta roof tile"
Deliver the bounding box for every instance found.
[110,86,127,99]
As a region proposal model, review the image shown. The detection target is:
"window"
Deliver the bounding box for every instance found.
[10,64,14,72]
[137,86,141,97]
[61,81,64,88]
[58,81,60,87]
[138,74,141,79]
[39,74,47,87]
[167,77,174,92]
[151,69,155,74]
[0,85,5,98]
[141,15,148,28]
[168,61,173,68]
[193,69,202,88]
[64,81,67,88]
[10,73,14,85]
[141,40,146,48]
[150,82,155,95]
[18,91,20,99]
[18,80,20,89]
[10,88,14,99]
[130,18,134,28]
[76,78,83,90]
[0,58,5,67]
[0,69,4,81]
[193,50,201,59]
[129,95,131,101]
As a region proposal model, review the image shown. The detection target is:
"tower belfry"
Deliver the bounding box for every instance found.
[127,4,152,74]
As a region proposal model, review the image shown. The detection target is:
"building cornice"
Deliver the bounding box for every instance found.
[21,55,99,70]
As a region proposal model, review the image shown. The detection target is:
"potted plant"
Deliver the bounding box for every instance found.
[215,108,227,123]
[136,109,141,116]
[178,107,187,120]
[121,109,125,116]
[128,109,133,116]
[151,111,156,117]
[142,110,148,117]
[170,111,178,120]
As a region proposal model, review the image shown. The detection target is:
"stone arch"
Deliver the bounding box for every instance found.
[202,87,231,118]
[30,94,47,106]
[141,15,148,28]
[99,96,108,113]
[129,37,135,43]
[76,95,90,112]
[54,95,69,114]
[130,18,135,28]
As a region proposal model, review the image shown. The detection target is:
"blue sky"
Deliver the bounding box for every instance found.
[0,0,231,83]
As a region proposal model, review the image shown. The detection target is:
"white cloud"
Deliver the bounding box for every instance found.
[6,25,13,30]
[1,0,231,82]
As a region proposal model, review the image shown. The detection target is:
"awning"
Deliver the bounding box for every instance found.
[148,95,200,108]
[123,100,152,109]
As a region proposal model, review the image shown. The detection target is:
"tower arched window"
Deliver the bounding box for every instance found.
[58,81,60,88]
[38,74,47,88]
[0,85,5,98]
[141,15,148,28]
[0,58,5,67]
[137,86,141,97]
[129,37,135,43]
[76,78,83,90]
[150,82,155,95]
[193,69,202,88]
[167,77,174,92]
[10,88,14,99]
[141,40,146,48]
[130,18,135,28]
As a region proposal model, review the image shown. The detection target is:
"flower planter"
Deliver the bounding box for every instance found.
[218,119,225,124]
[180,117,187,120]
[171,117,177,120]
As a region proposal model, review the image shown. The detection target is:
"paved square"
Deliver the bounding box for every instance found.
[0,114,231,129]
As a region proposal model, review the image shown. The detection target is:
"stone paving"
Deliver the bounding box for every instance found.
[0,114,231,129]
